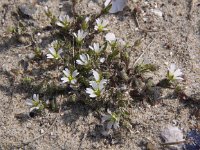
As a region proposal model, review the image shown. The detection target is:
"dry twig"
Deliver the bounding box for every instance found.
[133,38,155,67]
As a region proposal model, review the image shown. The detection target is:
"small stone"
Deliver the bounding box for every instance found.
[92,143,100,149]
[146,142,156,150]
[27,53,35,60]
[101,129,110,136]
[40,129,44,134]
[18,4,36,19]
[26,122,32,129]
[161,125,184,149]
[2,64,10,72]
[18,34,31,44]
[50,132,54,136]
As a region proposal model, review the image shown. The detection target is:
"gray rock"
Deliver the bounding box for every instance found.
[161,125,184,150]
[18,4,36,19]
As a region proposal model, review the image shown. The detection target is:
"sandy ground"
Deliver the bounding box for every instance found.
[0,0,200,149]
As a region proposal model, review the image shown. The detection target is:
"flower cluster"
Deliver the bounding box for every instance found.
[25,4,187,134]
[89,43,103,54]
[86,70,107,98]
[26,94,44,112]
[101,109,120,130]
[56,15,72,29]
[167,63,183,81]
[46,40,62,60]
[76,54,90,66]
[47,47,62,60]
[94,18,109,32]
[73,30,87,45]
[61,68,79,85]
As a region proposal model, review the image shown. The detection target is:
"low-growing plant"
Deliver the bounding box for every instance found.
[15,0,185,135]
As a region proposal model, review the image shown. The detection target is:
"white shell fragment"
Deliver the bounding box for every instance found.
[150,9,163,17]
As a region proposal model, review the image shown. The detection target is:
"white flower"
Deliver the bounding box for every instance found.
[86,81,105,98]
[101,109,120,130]
[105,32,116,44]
[56,15,71,28]
[73,30,87,43]
[94,18,109,32]
[104,0,127,14]
[46,47,62,59]
[26,94,41,111]
[89,43,103,54]
[86,70,107,98]
[61,68,79,84]
[167,64,183,81]
[76,54,90,66]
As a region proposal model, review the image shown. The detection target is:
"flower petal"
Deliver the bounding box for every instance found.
[99,80,106,90]
[49,47,56,55]
[174,69,183,77]
[175,77,184,80]
[56,22,64,27]
[80,54,87,62]
[73,33,77,38]
[107,121,113,129]
[86,88,94,94]
[89,93,97,98]
[71,79,77,84]
[113,121,119,129]
[102,20,109,27]
[89,81,96,86]
[33,94,39,101]
[58,49,63,55]
[63,68,70,77]
[101,114,112,123]
[72,70,79,78]
[92,70,100,81]
[96,18,101,25]
[61,77,69,83]
[169,63,176,74]
[76,59,83,65]
[89,45,94,50]
[47,54,54,59]
[104,0,111,7]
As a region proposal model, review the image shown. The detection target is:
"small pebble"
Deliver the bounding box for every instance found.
[18,4,36,18]
[40,129,44,134]
[150,9,163,17]
[27,53,35,60]
[161,125,184,149]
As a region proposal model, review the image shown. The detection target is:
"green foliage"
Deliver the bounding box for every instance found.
[134,63,157,75]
